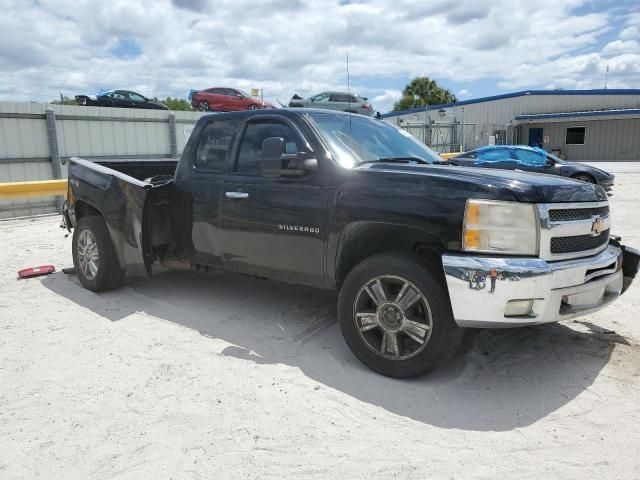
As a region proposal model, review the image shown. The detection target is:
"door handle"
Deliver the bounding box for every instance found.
[225,191,249,199]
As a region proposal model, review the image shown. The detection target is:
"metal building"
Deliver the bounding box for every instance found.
[382,89,640,161]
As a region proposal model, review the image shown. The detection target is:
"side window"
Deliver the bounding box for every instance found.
[312,93,330,102]
[476,148,510,163]
[235,121,303,175]
[129,92,145,102]
[330,94,349,102]
[194,120,237,171]
[512,148,547,167]
[348,95,357,103]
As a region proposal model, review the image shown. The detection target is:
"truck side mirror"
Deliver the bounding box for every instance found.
[261,136,318,178]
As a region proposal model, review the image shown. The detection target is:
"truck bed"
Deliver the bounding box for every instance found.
[87,158,178,181]
[66,157,180,277]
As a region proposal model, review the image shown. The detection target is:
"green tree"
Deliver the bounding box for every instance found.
[51,95,77,105]
[393,77,456,112]
[152,97,194,111]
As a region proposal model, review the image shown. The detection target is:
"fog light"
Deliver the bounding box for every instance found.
[504,299,534,317]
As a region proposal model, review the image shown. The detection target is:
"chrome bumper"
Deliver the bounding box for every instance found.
[442,242,638,328]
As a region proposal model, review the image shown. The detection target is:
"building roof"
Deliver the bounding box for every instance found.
[381,89,640,119]
[514,108,640,121]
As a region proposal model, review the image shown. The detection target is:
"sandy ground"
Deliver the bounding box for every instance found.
[1,177,640,480]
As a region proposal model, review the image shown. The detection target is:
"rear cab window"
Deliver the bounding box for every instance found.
[194,119,238,172]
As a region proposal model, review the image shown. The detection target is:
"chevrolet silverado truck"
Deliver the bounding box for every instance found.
[62,109,640,378]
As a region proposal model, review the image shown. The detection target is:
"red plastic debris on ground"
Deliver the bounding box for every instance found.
[17,265,56,278]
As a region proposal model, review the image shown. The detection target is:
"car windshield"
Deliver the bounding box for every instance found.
[304,112,441,167]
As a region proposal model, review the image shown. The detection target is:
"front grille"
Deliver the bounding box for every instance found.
[549,206,610,222]
[550,229,610,254]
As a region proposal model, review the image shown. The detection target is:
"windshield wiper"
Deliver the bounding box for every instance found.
[355,156,430,167]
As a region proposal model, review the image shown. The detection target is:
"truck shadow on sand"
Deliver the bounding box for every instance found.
[43,269,629,432]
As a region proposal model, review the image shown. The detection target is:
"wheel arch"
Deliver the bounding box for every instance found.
[334,222,445,290]
[571,172,596,183]
[74,199,102,222]
[72,199,126,270]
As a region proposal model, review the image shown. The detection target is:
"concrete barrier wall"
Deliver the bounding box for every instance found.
[0,102,204,218]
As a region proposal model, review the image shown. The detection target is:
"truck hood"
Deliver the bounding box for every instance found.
[362,163,607,203]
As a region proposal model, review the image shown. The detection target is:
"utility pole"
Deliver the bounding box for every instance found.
[461,107,466,152]
[346,54,350,93]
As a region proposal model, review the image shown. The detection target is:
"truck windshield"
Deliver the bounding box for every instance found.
[305,112,441,168]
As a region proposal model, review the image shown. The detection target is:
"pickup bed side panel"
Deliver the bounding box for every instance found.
[68,159,157,277]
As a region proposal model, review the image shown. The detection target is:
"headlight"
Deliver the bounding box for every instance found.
[463,199,539,255]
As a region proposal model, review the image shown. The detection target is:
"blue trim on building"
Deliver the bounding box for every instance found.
[515,109,640,120]
[381,89,640,119]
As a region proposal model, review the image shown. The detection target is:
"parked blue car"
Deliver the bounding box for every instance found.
[450,145,615,191]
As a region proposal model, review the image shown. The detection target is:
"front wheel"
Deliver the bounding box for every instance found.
[572,173,596,184]
[338,252,463,378]
[247,104,258,110]
[72,216,125,292]
[198,101,210,112]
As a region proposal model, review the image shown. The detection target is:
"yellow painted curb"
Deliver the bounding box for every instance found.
[0,179,68,199]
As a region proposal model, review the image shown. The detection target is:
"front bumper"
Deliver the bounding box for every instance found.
[600,178,615,191]
[442,241,639,328]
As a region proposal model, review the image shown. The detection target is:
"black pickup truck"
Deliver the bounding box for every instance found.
[63,109,639,378]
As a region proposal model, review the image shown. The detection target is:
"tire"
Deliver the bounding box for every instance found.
[338,252,464,378]
[572,173,596,184]
[198,101,210,112]
[248,104,258,110]
[72,215,125,292]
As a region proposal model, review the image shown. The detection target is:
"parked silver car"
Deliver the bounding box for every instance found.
[288,91,374,116]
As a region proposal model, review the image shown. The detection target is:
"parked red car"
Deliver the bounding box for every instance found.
[190,87,274,112]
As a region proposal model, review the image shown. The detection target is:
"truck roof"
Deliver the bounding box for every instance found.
[200,108,356,121]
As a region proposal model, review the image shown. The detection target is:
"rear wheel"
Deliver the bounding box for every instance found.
[338,252,463,378]
[248,104,258,110]
[72,216,125,292]
[198,101,210,112]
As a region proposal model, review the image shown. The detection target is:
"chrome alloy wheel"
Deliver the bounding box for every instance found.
[353,275,433,360]
[77,229,99,280]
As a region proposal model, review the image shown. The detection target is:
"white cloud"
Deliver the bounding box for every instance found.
[0,0,637,112]
[457,89,471,97]
[619,26,639,40]
[602,39,640,55]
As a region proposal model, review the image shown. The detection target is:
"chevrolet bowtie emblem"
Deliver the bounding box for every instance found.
[591,217,605,236]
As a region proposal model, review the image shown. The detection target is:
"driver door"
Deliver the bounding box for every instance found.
[112,91,134,108]
[128,91,148,109]
[219,117,331,287]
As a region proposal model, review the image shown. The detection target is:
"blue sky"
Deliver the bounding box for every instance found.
[0,0,638,112]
